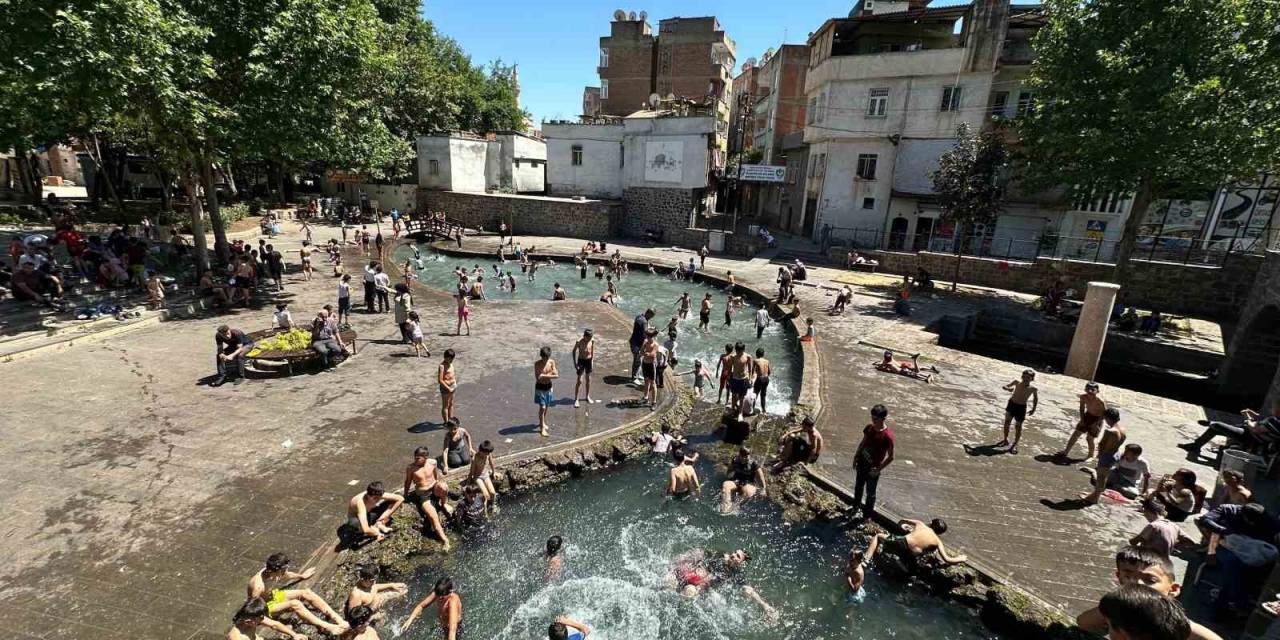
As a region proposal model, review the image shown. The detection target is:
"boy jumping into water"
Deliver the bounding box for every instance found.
[999,369,1039,454]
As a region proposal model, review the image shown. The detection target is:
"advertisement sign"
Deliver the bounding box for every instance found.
[739,164,787,183]
[1205,175,1279,251]
[1085,219,1107,239]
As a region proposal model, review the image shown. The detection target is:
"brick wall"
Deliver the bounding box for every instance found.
[842,248,1264,321]
[417,190,622,240]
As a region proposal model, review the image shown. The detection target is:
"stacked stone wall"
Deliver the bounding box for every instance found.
[417,190,621,239]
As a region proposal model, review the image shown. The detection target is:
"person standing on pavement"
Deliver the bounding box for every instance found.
[373,265,391,313]
[852,404,895,520]
[629,308,655,384]
[699,245,708,268]
[363,261,378,312]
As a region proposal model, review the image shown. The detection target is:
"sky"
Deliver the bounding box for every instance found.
[421,0,866,126]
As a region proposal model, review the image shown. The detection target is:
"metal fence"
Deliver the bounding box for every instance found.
[823,225,1278,266]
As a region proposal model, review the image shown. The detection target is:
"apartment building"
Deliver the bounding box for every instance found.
[591,12,735,164]
[582,87,602,118]
[748,44,810,224]
[803,0,1048,249]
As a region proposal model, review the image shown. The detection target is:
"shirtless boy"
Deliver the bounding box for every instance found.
[468,440,498,514]
[668,450,701,497]
[404,447,452,550]
[227,598,306,640]
[339,605,379,640]
[715,344,734,405]
[845,533,885,604]
[676,292,692,319]
[246,553,347,636]
[1081,408,1125,503]
[1076,546,1223,640]
[721,446,767,512]
[534,346,560,437]
[345,565,407,623]
[999,369,1039,454]
[752,349,771,414]
[437,349,457,425]
[402,577,462,640]
[699,293,713,331]
[345,482,404,543]
[727,342,755,414]
[1058,382,1107,459]
[572,329,597,407]
[886,518,968,566]
[874,351,936,383]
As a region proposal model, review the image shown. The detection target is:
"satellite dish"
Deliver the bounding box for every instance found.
[629,11,637,20]
[763,47,776,61]
[648,93,661,109]
[613,9,626,21]
[744,57,757,69]
[665,92,675,101]
[639,10,647,21]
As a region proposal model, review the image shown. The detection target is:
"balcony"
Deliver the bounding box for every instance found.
[806,47,966,90]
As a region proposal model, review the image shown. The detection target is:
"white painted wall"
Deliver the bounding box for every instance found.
[449,138,489,194]
[510,134,546,193]
[417,136,455,191]
[622,116,714,190]
[544,123,625,199]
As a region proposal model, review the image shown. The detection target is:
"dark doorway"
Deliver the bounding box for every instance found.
[913,217,935,252]
[889,216,909,250]
[803,198,817,237]
[1220,305,1280,408]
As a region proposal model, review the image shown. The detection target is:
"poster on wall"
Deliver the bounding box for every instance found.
[1136,196,1214,249]
[1205,175,1279,251]
[644,141,684,183]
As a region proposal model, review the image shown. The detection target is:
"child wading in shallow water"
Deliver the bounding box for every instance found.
[677,359,715,398]
[468,439,498,515]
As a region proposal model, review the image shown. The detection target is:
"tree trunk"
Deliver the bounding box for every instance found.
[156,168,172,212]
[217,163,238,201]
[272,161,287,204]
[14,152,42,206]
[1111,177,1157,285]
[283,171,295,204]
[89,134,127,214]
[184,172,210,275]
[202,160,231,267]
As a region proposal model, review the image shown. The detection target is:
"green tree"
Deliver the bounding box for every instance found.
[1021,0,1280,279]
[931,122,1009,290]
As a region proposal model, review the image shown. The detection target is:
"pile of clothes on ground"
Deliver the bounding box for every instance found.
[73,303,144,321]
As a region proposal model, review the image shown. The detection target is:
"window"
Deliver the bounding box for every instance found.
[940,85,962,112]
[992,91,1010,117]
[619,142,625,168]
[867,88,889,117]
[817,153,827,177]
[1016,91,1036,117]
[862,197,876,210]
[429,159,439,176]
[856,154,878,180]
[571,145,583,166]
[600,80,609,100]
[600,48,609,68]
[807,96,817,124]
[817,93,827,123]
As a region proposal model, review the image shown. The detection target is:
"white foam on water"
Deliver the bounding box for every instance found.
[489,576,663,640]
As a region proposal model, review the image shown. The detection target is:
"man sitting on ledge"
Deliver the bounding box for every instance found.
[1180,398,1280,457]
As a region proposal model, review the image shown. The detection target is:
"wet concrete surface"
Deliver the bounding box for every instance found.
[0,227,653,639]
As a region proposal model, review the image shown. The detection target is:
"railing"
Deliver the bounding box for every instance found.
[822,225,1278,267]
[403,216,466,240]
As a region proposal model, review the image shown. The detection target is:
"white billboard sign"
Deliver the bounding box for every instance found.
[740,164,786,183]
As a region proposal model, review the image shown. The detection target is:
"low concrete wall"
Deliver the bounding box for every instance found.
[417,189,622,240]
[843,249,1263,321]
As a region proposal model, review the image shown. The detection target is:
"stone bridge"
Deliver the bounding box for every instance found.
[1220,250,1280,408]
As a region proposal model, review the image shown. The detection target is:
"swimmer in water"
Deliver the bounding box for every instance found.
[345,565,407,624]
[845,533,885,604]
[544,535,564,581]
[667,449,700,497]
[669,548,779,621]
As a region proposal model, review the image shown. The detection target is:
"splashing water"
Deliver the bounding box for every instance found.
[389,458,993,640]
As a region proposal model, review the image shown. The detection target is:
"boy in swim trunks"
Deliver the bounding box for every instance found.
[345,482,403,543]
[1081,408,1125,503]
[752,349,771,414]
[699,293,713,332]
[670,549,779,620]
[1058,382,1107,459]
[468,440,498,515]
[246,553,347,636]
[572,329,597,407]
[721,446,767,512]
[402,577,462,640]
[677,359,715,398]
[403,447,452,550]
[999,369,1039,454]
[715,344,734,406]
[534,346,559,437]
[438,350,457,425]
[845,533,885,604]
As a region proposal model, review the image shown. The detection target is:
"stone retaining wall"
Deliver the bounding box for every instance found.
[417,189,622,239]
[842,249,1263,321]
[622,187,764,257]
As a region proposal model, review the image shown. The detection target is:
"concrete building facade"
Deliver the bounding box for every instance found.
[803,1,1048,247]
[416,131,546,195]
[582,87,602,118]
[544,121,625,199]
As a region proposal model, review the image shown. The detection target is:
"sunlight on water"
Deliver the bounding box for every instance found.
[388,459,993,640]
[393,243,802,415]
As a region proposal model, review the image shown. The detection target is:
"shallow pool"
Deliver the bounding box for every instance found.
[386,458,992,640]
[394,243,801,415]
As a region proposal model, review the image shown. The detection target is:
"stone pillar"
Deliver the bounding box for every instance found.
[1065,282,1121,380]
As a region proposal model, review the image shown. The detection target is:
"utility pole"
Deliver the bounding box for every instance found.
[731,90,754,234]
